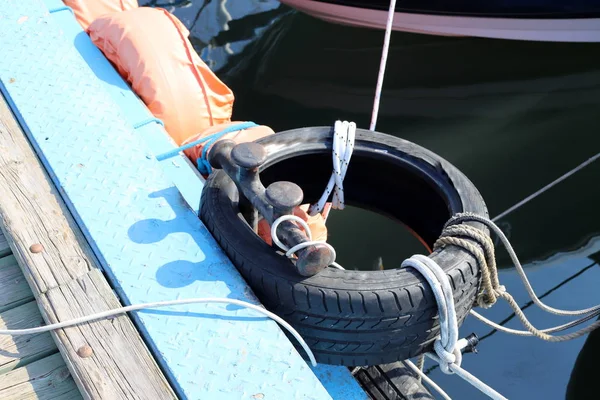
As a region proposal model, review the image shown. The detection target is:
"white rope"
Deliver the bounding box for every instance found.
[424,352,507,400]
[369,0,397,131]
[271,214,345,270]
[405,359,452,400]
[0,297,317,367]
[492,152,599,222]
[401,254,507,400]
[309,120,355,217]
[469,309,600,337]
[401,255,462,374]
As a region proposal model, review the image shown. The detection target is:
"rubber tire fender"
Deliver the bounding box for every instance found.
[199,127,488,366]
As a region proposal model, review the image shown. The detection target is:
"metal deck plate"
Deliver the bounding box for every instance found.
[0,1,366,398]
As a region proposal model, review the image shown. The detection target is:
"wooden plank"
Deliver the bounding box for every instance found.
[0,255,34,312]
[0,353,82,400]
[41,268,183,399]
[0,95,176,399]
[0,231,9,258]
[0,301,57,374]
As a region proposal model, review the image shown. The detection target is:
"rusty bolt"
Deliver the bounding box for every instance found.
[77,345,93,358]
[29,243,43,253]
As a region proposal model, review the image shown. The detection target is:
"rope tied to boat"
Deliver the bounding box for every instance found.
[403,212,600,399]
[436,212,600,342]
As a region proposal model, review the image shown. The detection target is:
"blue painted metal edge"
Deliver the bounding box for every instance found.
[0,1,367,399]
[47,0,205,214]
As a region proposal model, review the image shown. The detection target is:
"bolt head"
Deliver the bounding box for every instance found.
[77,345,93,358]
[29,243,43,253]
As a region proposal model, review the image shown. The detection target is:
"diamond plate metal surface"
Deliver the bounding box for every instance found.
[0,1,366,398]
[47,0,205,214]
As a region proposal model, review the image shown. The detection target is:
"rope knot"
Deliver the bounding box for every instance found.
[433,339,462,375]
[436,214,501,310]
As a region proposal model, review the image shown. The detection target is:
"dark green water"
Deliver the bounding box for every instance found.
[142,1,600,398]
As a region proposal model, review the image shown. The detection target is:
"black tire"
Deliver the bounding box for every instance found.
[199,127,488,366]
[355,362,435,400]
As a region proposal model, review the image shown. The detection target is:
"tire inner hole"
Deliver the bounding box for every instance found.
[249,151,456,270]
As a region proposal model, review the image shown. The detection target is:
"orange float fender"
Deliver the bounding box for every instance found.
[88,7,234,146]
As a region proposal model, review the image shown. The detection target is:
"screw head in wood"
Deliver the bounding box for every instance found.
[29,243,43,253]
[77,345,93,358]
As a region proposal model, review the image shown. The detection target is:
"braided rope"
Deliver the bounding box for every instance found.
[435,212,600,342]
[435,232,500,308]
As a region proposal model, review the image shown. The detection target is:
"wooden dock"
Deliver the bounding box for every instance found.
[0,95,177,399]
[0,233,81,399]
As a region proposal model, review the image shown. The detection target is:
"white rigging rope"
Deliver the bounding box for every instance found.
[492,152,599,221]
[308,120,355,218]
[401,254,508,400]
[369,0,397,131]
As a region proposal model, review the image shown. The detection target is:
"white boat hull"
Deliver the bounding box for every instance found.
[279,0,600,42]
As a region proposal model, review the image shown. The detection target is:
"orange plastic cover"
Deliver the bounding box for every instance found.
[88,7,235,146]
[63,0,138,30]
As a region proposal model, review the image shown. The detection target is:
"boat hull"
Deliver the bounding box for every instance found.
[279,0,600,42]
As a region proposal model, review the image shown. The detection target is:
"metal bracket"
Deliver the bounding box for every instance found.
[208,140,335,276]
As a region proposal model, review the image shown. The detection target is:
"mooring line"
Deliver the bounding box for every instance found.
[493,152,600,221]
[369,0,397,131]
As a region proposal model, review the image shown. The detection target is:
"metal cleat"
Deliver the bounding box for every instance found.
[208,141,335,276]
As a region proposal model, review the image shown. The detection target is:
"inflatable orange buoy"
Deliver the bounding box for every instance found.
[88,7,234,146]
[64,0,138,30]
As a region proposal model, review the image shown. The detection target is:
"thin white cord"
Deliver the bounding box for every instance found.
[492,152,599,221]
[405,360,452,400]
[309,120,355,217]
[469,309,600,336]
[0,297,317,367]
[369,0,397,131]
[448,213,600,317]
[271,214,344,270]
[424,353,507,400]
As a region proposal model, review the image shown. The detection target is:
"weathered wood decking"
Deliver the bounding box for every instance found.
[0,235,81,399]
[0,94,177,399]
